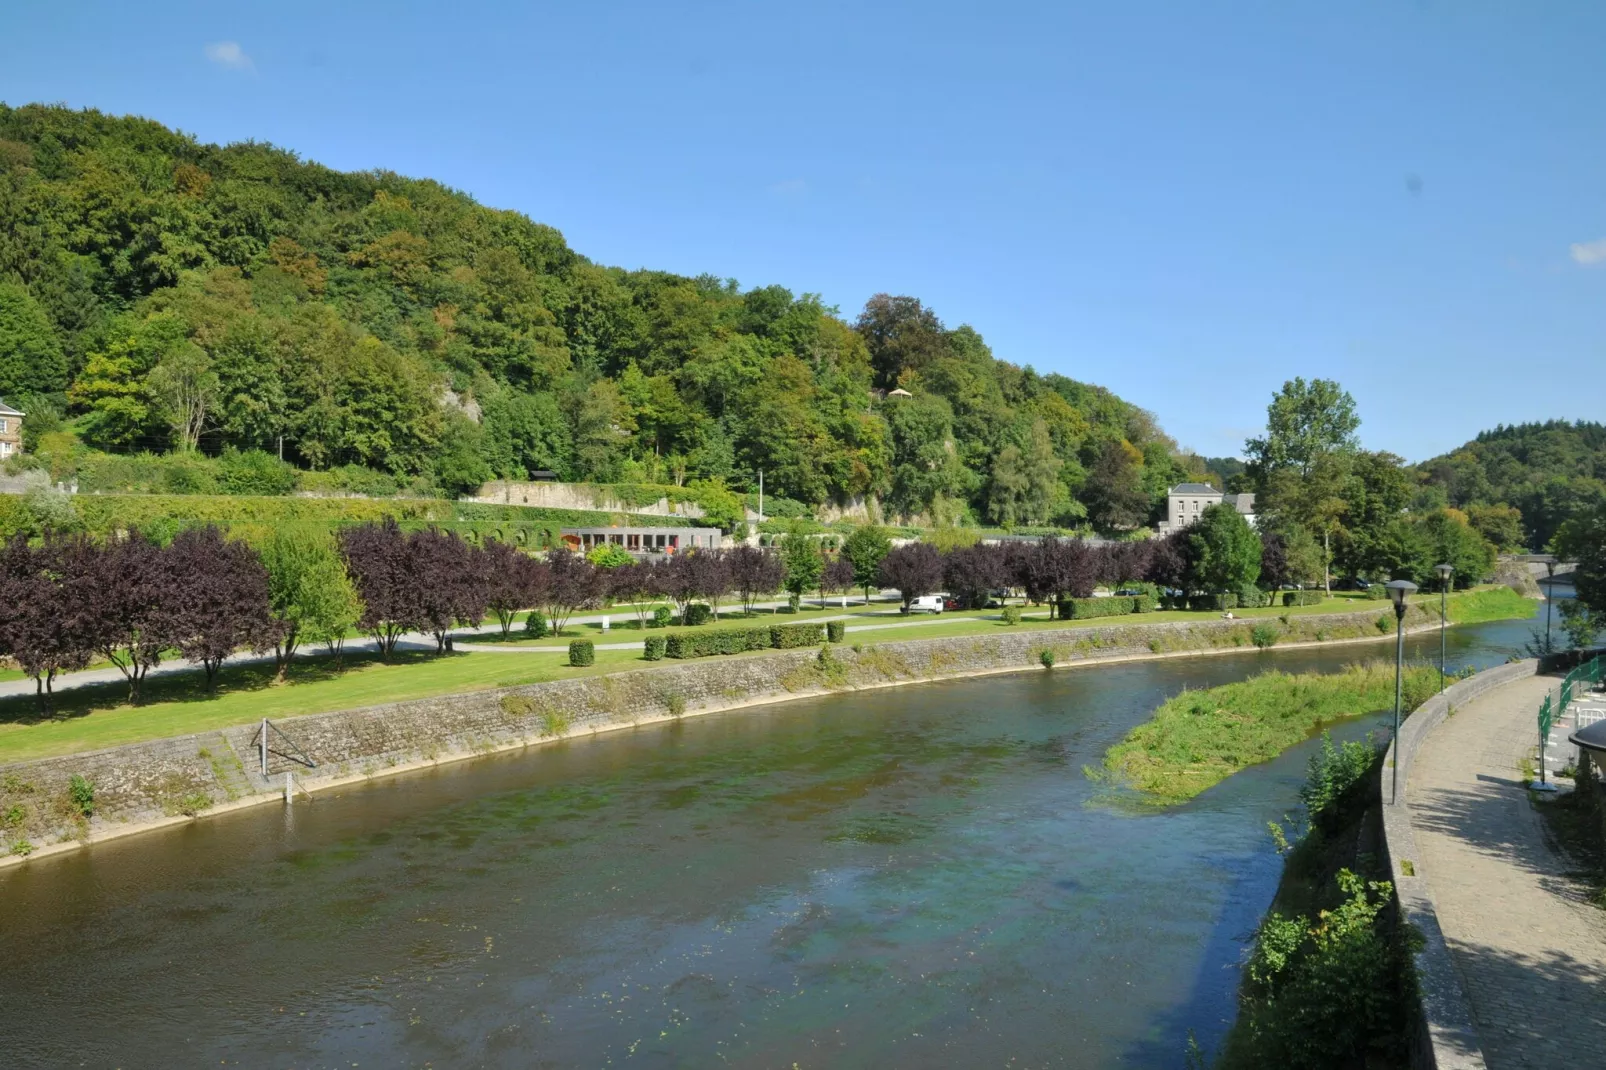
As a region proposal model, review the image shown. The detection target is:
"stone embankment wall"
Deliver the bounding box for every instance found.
[467,481,708,519]
[1380,658,1540,1070]
[0,602,1443,865]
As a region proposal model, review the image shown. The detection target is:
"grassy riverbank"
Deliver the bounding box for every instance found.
[1443,586,1540,624]
[0,587,1529,765]
[1097,662,1443,805]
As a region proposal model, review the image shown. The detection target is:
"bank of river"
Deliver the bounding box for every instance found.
[0,611,1537,1068]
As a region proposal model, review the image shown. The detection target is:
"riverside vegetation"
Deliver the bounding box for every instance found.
[1097,661,1443,805]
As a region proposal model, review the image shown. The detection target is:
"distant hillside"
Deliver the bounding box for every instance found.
[0,102,1197,530]
[1417,420,1606,550]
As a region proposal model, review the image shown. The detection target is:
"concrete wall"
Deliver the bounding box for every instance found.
[0,601,1447,866]
[1380,658,1540,1070]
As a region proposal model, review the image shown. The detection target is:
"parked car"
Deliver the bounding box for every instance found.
[1333,577,1370,591]
[906,594,945,614]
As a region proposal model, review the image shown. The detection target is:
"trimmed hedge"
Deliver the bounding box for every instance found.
[1283,590,1323,607]
[827,620,846,642]
[682,603,712,626]
[523,611,548,638]
[1132,594,1156,613]
[1189,593,1239,612]
[643,636,667,660]
[1060,596,1138,620]
[568,640,595,666]
[771,622,826,648]
[651,606,672,628]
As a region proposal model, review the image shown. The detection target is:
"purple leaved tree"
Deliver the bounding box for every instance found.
[878,543,944,612]
[341,520,424,659]
[484,539,549,638]
[0,536,99,714]
[94,532,184,703]
[543,548,599,636]
[168,526,278,690]
[409,528,489,653]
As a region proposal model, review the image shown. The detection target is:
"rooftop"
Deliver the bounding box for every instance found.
[1169,482,1221,495]
[0,397,23,417]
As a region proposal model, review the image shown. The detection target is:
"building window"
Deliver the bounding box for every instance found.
[0,442,9,457]
[627,533,640,551]
[0,419,8,433]
[668,534,679,550]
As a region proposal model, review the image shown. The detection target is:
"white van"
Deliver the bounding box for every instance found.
[907,594,945,614]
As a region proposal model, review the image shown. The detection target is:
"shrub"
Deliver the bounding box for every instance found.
[10,839,34,857]
[523,611,548,638]
[1001,605,1022,625]
[1130,594,1156,613]
[682,603,712,626]
[665,634,695,658]
[772,622,826,649]
[1375,614,1393,634]
[643,636,667,661]
[1282,590,1323,607]
[1060,596,1136,620]
[1188,593,1239,612]
[1365,584,1387,601]
[67,774,95,817]
[1301,731,1380,833]
[827,620,846,642]
[1237,583,1269,609]
[1251,623,1280,649]
[651,606,672,629]
[568,640,595,666]
[218,448,298,496]
[662,690,687,718]
[1039,648,1056,668]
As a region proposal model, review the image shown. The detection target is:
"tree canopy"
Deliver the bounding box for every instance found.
[0,103,1189,530]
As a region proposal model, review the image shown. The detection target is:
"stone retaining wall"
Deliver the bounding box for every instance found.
[1381,658,1540,1070]
[0,602,1444,865]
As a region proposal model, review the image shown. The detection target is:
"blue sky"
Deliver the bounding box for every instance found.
[3,1,1603,462]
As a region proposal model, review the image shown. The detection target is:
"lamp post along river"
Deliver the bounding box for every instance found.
[1386,579,1419,804]
[1435,563,1453,692]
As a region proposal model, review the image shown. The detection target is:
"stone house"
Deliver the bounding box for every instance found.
[0,398,22,461]
[1154,482,1256,533]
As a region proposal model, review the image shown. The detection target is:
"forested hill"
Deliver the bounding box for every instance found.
[0,102,1199,528]
[1417,420,1606,550]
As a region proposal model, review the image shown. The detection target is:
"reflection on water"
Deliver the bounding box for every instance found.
[0,612,1534,1068]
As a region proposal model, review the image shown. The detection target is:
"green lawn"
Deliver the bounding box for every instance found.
[0,587,1533,765]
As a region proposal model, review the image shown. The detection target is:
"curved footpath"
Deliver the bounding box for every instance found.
[1385,662,1606,1069]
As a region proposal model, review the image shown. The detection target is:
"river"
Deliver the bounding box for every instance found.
[0,612,1539,1069]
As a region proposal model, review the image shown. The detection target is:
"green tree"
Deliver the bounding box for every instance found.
[780,526,824,601]
[1245,377,1360,478]
[1084,439,1149,531]
[259,527,363,678]
[843,524,892,603]
[1418,511,1495,589]
[0,282,69,398]
[146,342,219,451]
[1189,502,1262,592]
[433,411,494,498]
[1465,503,1524,552]
[1553,503,1606,614]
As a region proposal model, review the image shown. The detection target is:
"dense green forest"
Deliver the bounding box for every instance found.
[0,102,1209,529]
[1415,421,1606,551]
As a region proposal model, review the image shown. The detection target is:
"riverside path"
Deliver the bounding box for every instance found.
[1406,673,1606,1068]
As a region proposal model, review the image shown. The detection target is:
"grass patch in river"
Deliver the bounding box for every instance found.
[1442,586,1540,625]
[1093,661,1442,805]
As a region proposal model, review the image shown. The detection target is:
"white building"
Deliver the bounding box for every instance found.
[1155,482,1255,533]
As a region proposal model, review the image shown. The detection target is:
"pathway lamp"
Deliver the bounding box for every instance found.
[1385,579,1419,804]
[1435,563,1454,692]
[1541,555,1558,657]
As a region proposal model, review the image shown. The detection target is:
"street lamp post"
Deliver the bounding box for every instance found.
[1435,563,1454,692]
[1543,556,1557,656]
[1385,579,1419,804]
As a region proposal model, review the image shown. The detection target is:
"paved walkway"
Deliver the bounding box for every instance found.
[1407,674,1606,1068]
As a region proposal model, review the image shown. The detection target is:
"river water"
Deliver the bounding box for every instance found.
[0,613,1538,1069]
